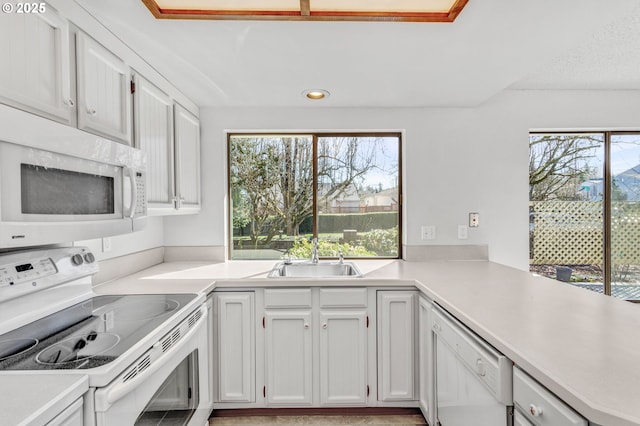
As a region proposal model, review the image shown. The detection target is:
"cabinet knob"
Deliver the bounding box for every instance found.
[65,98,75,108]
[87,107,97,116]
[322,323,327,329]
[529,404,543,417]
[304,323,310,329]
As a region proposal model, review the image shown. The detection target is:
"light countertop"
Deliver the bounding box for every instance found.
[0,373,88,425]
[95,259,640,426]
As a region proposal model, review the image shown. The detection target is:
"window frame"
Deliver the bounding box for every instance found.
[226,131,403,260]
[529,130,640,300]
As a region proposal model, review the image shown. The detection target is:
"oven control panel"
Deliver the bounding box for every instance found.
[0,247,98,303]
[0,258,57,287]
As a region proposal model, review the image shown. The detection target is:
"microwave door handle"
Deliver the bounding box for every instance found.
[127,168,137,218]
[104,308,207,406]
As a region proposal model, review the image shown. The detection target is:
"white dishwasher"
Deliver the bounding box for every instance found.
[431,304,513,426]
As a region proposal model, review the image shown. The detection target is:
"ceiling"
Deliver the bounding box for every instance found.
[74,0,640,108]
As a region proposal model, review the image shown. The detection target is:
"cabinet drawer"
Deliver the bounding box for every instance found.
[514,410,535,426]
[513,367,587,426]
[319,288,367,307]
[264,288,312,308]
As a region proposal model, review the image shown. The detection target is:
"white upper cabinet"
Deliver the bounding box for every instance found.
[174,103,201,212]
[133,74,176,212]
[76,31,132,145]
[0,6,74,124]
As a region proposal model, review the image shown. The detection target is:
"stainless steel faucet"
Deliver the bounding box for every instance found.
[311,237,319,264]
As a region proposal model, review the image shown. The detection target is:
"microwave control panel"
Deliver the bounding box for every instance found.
[135,171,146,215]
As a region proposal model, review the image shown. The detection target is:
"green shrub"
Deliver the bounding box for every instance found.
[287,238,375,259]
[361,227,398,257]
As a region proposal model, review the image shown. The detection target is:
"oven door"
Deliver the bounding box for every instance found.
[92,308,210,426]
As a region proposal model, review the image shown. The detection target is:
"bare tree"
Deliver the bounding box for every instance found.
[230,135,388,242]
[529,134,602,201]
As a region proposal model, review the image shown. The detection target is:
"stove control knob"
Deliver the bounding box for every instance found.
[71,254,84,266]
[83,253,95,263]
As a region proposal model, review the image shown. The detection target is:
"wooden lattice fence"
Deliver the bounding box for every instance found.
[530,201,640,265]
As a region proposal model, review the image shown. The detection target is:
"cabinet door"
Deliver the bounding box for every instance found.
[319,311,367,405]
[214,292,255,402]
[46,397,83,426]
[265,311,313,405]
[418,296,433,423]
[76,31,131,144]
[377,291,417,401]
[133,74,175,212]
[0,7,73,124]
[174,103,201,212]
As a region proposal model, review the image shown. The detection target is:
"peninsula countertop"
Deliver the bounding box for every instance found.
[95,259,640,426]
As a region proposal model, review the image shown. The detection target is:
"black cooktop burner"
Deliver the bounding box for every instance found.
[0,293,196,370]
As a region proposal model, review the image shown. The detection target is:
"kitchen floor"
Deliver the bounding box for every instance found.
[209,414,427,425]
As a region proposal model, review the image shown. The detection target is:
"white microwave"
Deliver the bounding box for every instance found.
[0,140,146,248]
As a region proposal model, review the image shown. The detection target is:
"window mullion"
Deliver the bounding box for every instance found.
[312,134,318,238]
[604,131,612,296]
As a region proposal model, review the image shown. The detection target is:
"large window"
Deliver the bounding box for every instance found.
[229,133,401,260]
[529,132,640,301]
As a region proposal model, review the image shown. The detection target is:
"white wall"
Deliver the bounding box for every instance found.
[163,89,640,270]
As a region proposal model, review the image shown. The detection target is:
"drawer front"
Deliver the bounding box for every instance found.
[264,288,312,308]
[513,367,587,426]
[319,288,367,307]
[514,410,535,426]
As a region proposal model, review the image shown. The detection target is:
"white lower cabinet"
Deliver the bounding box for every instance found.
[212,292,255,403]
[319,310,367,405]
[377,290,418,402]
[262,288,368,407]
[265,310,313,404]
[418,296,433,423]
[46,397,83,426]
[513,367,587,426]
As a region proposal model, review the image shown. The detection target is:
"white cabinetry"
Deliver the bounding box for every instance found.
[319,288,367,405]
[377,290,417,402]
[133,77,201,215]
[173,104,201,212]
[513,367,587,426]
[133,74,175,211]
[262,288,368,407]
[212,292,255,403]
[0,6,74,124]
[418,296,433,423]
[76,31,132,144]
[265,309,313,405]
[46,397,83,426]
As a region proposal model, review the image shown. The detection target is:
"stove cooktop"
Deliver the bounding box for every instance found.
[0,293,196,370]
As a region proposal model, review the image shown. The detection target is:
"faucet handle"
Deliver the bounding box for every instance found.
[338,250,344,264]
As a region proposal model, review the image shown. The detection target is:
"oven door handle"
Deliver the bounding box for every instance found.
[104,308,207,406]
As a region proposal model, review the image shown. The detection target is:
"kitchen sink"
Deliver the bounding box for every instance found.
[267,261,363,278]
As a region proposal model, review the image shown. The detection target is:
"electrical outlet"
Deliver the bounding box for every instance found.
[458,225,468,239]
[469,212,480,227]
[421,225,436,240]
[102,237,112,252]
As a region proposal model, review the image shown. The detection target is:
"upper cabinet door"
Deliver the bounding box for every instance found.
[0,6,74,124]
[133,74,175,212]
[174,103,201,212]
[76,32,131,144]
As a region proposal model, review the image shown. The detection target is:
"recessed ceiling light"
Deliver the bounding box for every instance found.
[303,89,330,100]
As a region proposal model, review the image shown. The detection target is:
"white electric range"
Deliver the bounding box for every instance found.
[0,246,211,426]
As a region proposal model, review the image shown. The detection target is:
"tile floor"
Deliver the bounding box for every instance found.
[209,414,427,425]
